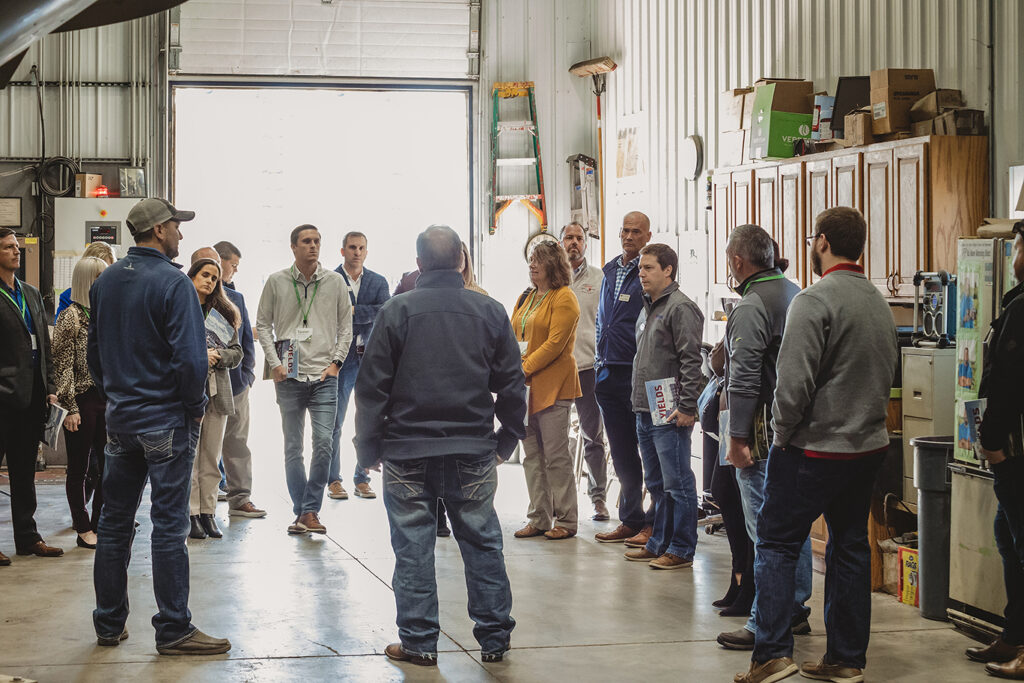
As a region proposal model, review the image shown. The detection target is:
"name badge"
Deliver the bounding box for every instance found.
[518,341,529,356]
[295,326,313,342]
[31,335,38,351]
[618,293,631,302]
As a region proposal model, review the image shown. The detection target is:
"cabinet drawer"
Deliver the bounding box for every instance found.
[903,354,937,419]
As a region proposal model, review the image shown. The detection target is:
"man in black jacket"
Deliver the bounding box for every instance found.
[0,227,63,564]
[973,224,1024,679]
[354,225,526,667]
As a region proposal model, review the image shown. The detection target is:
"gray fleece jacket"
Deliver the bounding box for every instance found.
[631,281,705,415]
[771,267,898,453]
[726,269,801,441]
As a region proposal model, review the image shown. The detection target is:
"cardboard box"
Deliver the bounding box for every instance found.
[898,545,919,607]
[748,80,815,160]
[869,68,936,134]
[75,174,103,198]
[844,108,875,147]
[909,89,965,122]
[719,130,746,167]
[935,108,986,135]
[812,94,836,141]
[741,90,756,129]
[720,87,754,131]
[911,118,936,137]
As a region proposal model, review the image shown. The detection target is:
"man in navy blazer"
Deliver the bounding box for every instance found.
[328,231,391,500]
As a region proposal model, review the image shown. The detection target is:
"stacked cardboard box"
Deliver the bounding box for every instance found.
[719,87,753,167]
[908,88,986,137]
[870,68,936,135]
[747,78,815,160]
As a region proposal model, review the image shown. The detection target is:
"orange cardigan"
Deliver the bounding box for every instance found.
[511,286,582,415]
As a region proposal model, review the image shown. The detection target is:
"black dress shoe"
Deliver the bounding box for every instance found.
[189,516,207,539]
[199,514,223,538]
[77,535,97,549]
[437,525,452,538]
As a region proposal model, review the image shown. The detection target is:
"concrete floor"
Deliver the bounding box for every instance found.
[0,383,993,682]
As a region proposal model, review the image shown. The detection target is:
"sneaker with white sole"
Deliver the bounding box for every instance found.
[229,502,267,518]
[287,517,307,534]
[799,657,863,682]
[328,481,348,500]
[354,482,376,499]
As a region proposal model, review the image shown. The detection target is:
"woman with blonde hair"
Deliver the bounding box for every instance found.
[52,256,108,548]
[54,243,114,322]
[461,241,487,295]
[186,258,242,539]
[510,241,582,540]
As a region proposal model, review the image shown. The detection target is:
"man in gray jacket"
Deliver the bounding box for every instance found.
[562,222,609,521]
[626,243,703,570]
[736,208,897,683]
[717,225,812,651]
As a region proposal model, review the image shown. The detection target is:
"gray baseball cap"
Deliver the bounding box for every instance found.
[126,198,195,236]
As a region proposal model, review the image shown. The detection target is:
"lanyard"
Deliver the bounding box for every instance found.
[0,279,28,329]
[742,273,785,296]
[339,269,357,306]
[291,266,320,326]
[518,289,548,340]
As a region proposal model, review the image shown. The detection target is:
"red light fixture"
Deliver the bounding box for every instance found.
[94,185,109,197]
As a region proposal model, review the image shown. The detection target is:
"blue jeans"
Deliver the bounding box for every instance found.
[635,413,698,559]
[752,445,884,669]
[992,456,1024,645]
[275,377,338,517]
[382,454,514,658]
[329,353,370,486]
[736,459,813,633]
[94,421,200,646]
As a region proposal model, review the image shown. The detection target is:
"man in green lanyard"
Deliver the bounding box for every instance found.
[717,224,811,652]
[255,224,353,536]
[0,227,63,565]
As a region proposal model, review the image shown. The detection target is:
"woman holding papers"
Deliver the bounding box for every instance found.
[187,258,242,540]
[53,256,109,549]
[510,242,581,540]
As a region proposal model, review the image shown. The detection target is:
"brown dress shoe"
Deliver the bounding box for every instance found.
[734,657,798,683]
[988,649,1024,680]
[623,525,653,548]
[384,642,437,666]
[514,524,546,538]
[0,550,10,566]
[966,637,1022,663]
[624,547,658,562]
[594,523,637,543]
[800,657,863,682]
[544,526,576,540]
[650,553,693,570]
[592,500,610,521]
[16,541,63,557]
[297,512,327,534]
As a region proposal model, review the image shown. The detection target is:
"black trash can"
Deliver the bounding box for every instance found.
[911,435,953,621]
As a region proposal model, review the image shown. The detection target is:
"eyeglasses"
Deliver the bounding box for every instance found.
[805,233,823,246]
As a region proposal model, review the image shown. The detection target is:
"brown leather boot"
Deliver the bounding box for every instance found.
[966,637,1021,663]
[595,523,637,543]
[624,525,653,548]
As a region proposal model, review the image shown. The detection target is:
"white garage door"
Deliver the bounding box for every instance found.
[177,0,473,78]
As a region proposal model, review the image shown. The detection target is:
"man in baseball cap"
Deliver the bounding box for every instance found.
[125,198,196,260]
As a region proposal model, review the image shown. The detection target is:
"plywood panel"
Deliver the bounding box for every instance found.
[863,148,894,292]
[928,136,990,274]
[893,143,928,297]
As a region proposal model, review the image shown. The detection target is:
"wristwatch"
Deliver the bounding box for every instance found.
[332,359,343,368]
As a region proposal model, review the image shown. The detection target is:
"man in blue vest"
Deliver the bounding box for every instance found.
[594,211,656,546]
[328,231,391,501]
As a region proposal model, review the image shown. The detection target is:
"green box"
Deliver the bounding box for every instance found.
[748,83,814,160]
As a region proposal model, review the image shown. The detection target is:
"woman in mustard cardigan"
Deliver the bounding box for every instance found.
[510,242,582,540]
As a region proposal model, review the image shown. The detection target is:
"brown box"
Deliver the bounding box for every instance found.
[909,89,965,122]
[869,68,936,134]
[741,90,756,129]
[911,118,936,137]
[935,109,986,136]
[720,88,754,131]
[845,108,875,147]
[719,130,746,167]
[74,174,103,198]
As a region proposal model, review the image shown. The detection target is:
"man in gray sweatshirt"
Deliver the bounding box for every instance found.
[736,208,897,683]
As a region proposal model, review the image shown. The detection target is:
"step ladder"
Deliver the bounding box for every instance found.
[490,81,547,235]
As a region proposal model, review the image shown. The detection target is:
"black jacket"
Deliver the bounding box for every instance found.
[353,269,527,466]
[979,282,1024,453]
[0,278,55,413]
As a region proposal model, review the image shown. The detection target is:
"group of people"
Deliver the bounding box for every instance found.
[1,195,1023,681]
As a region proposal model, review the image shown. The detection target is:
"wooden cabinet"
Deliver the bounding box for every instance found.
[710,136,988,299]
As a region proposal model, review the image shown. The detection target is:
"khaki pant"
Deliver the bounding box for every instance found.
[522,401,578,532]
[190,410,228,515]
[222,387,253,509]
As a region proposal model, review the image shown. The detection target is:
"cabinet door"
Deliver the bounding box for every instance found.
[755,167,779,241]
[778,161,805,286]
[712,171,733,285]
[832,152,863,211]
[805,159,832,285]
[732,169,756,227]
[863,149,895,293]
[893,143,929,297]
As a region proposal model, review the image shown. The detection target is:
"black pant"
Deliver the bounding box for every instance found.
[64,387,107,533]
[594,364,652,531]
[703,389,748,575]
[0,376,45,551]
[993,456,1024,645]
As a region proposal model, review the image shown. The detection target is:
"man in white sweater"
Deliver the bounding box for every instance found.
[735,207,897,683]
[562,222,609,521]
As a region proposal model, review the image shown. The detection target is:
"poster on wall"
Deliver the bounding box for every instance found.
[615,113,647,197]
